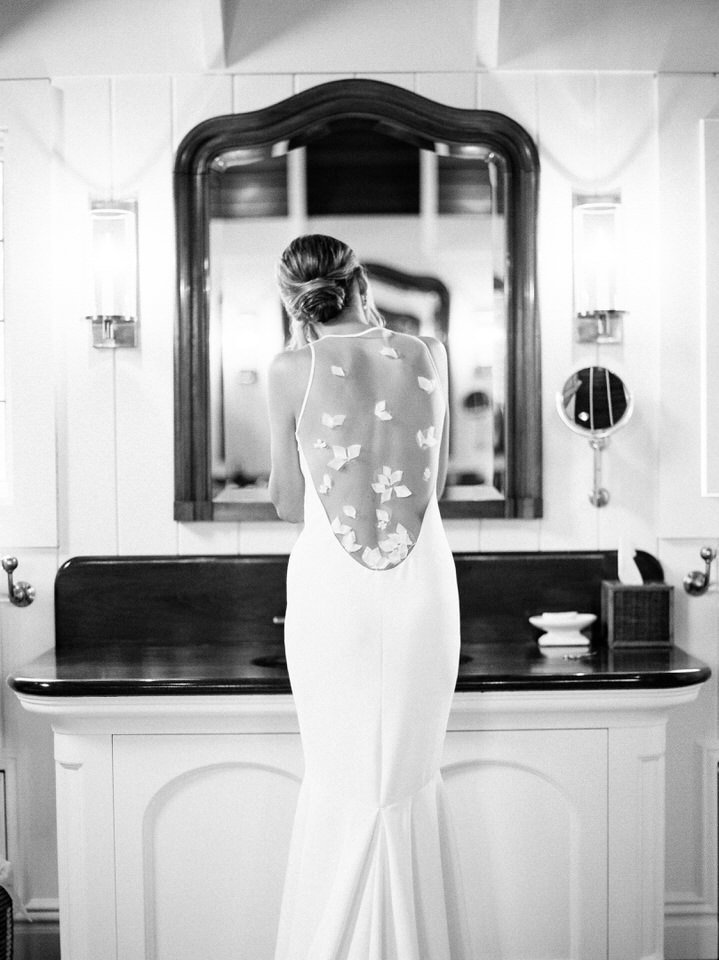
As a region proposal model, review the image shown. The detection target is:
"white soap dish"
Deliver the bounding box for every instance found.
[528,611,596,648]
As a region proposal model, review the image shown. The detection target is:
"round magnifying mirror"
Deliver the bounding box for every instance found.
[556,366,633,507]
[556,366,633,439]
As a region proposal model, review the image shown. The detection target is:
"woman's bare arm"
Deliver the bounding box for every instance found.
[267,349,311,522]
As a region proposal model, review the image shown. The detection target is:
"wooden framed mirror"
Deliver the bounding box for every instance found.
[174,79,541,521]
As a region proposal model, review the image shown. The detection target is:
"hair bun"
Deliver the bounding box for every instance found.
[296,279,346,324]
[277,235,371,345]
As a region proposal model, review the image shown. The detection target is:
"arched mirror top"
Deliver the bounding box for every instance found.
[174,80,540,177]
[174,79,541,522]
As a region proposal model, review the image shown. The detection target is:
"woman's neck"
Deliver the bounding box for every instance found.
[317,319,371,337]
[315,300,370,337]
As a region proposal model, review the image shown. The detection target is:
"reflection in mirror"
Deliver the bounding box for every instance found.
[209,127,506,503]
[556,366,633,507]
[174,80,541,521]
[557,366,632,436]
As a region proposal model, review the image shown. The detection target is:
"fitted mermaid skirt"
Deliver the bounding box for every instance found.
[275,492,469,960]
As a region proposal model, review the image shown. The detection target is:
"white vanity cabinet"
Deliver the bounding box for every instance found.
[443,727,608,960]
[20,685,700,960]
[112,733,303,960]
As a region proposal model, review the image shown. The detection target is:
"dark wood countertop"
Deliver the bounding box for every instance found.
[7,635,711,698]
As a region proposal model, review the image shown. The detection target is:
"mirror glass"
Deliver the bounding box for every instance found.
[557,367,633,438]
[209,122,506,504]
[174,80,541,521]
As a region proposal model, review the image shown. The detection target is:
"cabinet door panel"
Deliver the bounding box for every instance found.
[113,734,302,960]
[442,728,607,960]
[114,729,607,959]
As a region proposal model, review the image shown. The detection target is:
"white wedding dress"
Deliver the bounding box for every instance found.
[275,327,470,960]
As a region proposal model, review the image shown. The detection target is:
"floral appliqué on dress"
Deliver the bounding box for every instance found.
[305,331,441,570]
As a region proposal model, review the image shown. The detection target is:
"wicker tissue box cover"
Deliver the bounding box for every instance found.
[601,580,674,648]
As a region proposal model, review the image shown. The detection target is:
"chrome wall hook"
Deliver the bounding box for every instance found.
[1,556,35,607]
[683,546,717,596]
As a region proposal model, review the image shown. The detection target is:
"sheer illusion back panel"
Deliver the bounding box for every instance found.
[295,328,444,571]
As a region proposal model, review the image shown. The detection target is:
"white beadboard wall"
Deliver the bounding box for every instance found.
[0,66,717,955]
[56,70,662,560]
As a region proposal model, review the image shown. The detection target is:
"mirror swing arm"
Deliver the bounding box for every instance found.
[556,366,634,508]
[589,436,610,508]
[173,79,542,522]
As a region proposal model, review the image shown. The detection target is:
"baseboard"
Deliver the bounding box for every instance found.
[664,910,717,959]
[16,899,719,956]
[23,897,59,922]
[14,919,59,933]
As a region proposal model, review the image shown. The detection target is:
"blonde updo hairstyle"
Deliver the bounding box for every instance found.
[277,234,384,349]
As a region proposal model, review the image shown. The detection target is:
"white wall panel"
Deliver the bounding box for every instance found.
[700,118,719,496]
[232,75,294,113]
[177,520,240,555]
[54,78,119,556]
[0,80,57,547]
[237,521,298,556]
[527,74,660,554]
[415,73,477,110]
[658,74,719,537]
[171,74,233,151]
[537,74,601,184]
[444,518,481,553]
[594,74,659,553]
[479,519,542,552]
[113,76,178,555]
[533,74,602,550]
[479,71,538,136]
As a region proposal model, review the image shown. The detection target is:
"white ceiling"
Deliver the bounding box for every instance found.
[0,0,718,79]
[497,0,719,72]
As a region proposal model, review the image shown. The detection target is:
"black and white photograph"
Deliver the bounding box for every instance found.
[1,2,719,958]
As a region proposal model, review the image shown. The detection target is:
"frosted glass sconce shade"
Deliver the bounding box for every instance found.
[87,199,139,348]
[572,194,626,344]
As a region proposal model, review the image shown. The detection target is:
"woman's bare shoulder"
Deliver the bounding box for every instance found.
[269,346,312,382]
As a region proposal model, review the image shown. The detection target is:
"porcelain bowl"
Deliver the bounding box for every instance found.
[528,612,597,648]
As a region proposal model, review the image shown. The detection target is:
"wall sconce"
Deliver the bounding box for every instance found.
[572,193,626,344]
[87,199,139,348]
